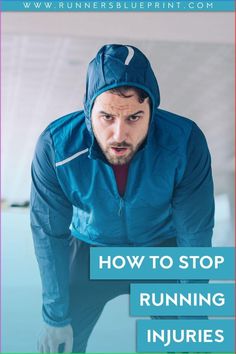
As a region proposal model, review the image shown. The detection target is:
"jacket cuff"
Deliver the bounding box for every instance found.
[42,305,71,327]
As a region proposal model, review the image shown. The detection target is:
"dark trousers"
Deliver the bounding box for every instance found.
[69,237,177,353]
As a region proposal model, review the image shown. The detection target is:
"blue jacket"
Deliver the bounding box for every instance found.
[30,44,214,327]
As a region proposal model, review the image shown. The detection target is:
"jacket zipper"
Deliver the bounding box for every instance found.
[118,198,124,216]
[109,160,135,243]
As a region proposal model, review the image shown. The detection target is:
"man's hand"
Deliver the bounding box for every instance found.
[37,323,73,353]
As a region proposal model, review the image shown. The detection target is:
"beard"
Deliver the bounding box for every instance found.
[104,142,134,165]
[95,137,147,165]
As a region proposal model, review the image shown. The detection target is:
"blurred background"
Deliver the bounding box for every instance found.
[2,11,235,352]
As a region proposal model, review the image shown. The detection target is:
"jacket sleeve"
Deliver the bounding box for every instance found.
[30,128,73,327]
[172,122,214,247]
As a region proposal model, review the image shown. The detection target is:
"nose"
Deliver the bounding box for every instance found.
[112,120,128,143]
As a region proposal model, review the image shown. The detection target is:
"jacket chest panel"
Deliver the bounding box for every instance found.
[58,157,176,212]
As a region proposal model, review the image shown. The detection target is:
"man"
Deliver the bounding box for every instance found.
[30,44,214,353]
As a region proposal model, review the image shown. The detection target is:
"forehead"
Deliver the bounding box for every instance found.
[93,90,145,112]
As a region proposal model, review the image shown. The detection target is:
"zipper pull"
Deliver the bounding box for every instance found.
[118,198,124,216]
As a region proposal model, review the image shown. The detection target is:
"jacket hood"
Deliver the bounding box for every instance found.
[83,44,160,135]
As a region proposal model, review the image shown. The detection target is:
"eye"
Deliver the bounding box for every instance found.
[128,115,141,122]
[102,114,113,121]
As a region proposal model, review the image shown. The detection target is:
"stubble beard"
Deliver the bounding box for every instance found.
[97,137,147,165]
[104,146,134,165]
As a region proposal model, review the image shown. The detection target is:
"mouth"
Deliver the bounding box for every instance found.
[110,147,129,156]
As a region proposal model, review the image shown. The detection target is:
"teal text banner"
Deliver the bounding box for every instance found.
[90,247,235,280]
[1,1,235,12]
[130,283,235,316]
[136,319,235,352]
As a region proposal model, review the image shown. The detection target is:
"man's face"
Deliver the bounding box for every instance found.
[91,90,150,165]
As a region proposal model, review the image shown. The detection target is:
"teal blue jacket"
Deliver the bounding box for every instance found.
[30,44,214,326]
